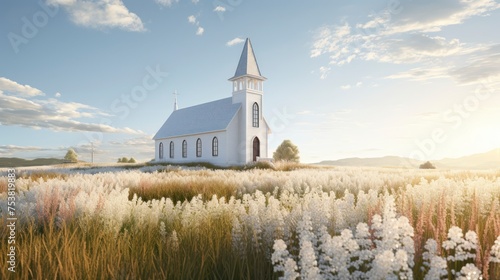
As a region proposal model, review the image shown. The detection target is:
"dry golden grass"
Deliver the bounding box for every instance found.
[20,172,68,182]
[0,178,6,194]
[0,213,273,280]
[128,177,238,203]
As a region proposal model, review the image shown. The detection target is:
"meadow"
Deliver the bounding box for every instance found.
[0,163,499,279]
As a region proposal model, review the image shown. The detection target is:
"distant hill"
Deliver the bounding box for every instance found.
[317,156,422,168]
[436,148,500,170]
[315,149,500,170]
[0,157,67,168]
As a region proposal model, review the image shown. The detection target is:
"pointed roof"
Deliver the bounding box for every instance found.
[153,97,241,139]
[229,38,266,81]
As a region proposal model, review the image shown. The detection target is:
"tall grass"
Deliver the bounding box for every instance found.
[0,211,273,279]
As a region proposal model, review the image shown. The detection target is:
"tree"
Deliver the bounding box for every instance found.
[64,148,78,163]
[128,157,136,163]
[419,161,436,169]
[117,158,122,163]
[121,157,128,163]
[273,140,300,163]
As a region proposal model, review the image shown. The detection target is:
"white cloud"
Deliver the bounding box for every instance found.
[0,145,49,152]
[47,0,145,32]
[319,66,331,80]
[384,0,500,35]
[188,15,197,24]
[196,26,204,36]
[310,0,500,67]
[55,92,61,98]
[187,15,204,36]
[155,0,178,7]
[387,44,500,88]
[449,44,500,85]
[340,85,351,90]
[226,37,244,47]
[214,6,226,13]
[0,78,143,134]
[0,77,44,97]
[386,66,451,81]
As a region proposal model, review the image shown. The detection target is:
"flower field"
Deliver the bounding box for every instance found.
[1,165,499,279]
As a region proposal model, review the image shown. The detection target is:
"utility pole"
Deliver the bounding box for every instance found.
[173,90,179,111]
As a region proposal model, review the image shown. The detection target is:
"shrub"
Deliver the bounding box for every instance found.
[420,161,436,169]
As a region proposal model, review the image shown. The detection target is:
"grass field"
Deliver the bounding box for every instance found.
[1,164,499,279]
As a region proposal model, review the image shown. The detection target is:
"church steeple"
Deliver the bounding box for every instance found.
[229,38,266,96]
[229,38,266,81]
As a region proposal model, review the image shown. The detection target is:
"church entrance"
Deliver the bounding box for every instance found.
[252,137,260,162]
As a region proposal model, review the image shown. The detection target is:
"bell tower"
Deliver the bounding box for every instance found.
[229,38,268,162]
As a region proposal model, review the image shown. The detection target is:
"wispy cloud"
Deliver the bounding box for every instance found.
[0,145,50,153]
[155,0,179,7]
[310,0,499,68]
[387,44,500,87]
[338,82,361,90]
[226,37,244,47]
[0,77,143,134]
[214,6,226,13]
[187,14,204,36]
[386,66,451,81]
[310,0,500,92]
[0,77,44,97]
[47,0,145,32]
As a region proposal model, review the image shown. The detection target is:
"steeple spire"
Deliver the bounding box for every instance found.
[229,38,266,81]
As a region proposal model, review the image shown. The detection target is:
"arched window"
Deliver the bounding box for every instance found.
[159,142,164,159]
[252,102,259,127]
[212,137,218,156]
[182,140,187,158]
[169,141,174,158]
[196,138,202,157]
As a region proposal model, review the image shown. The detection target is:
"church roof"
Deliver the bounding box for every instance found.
[229,38,266,81]
[153,97,241,139]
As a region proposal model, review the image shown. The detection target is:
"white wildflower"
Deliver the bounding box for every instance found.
[490,235,500,263]
[272,239,299,280]
[456,263,482,280]
[159,221,167,240]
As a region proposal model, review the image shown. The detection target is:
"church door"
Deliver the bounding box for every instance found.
[252,137,260,162]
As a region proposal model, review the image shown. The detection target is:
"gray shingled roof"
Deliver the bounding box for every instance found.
[153,97,241,139]
[229,38,265,80]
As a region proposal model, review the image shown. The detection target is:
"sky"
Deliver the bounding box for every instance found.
[0,0,499,164]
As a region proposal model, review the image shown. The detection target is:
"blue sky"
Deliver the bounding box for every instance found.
[1,0,499,163]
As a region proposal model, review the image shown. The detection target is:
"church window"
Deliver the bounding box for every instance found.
[252,102,259,127]
[169,141,174,158]
[196,138,202,157]
[212,137,218,156]
[182,140,187,158]
[159,142,164,159]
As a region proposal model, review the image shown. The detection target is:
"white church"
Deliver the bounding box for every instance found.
[153,38,270,166]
